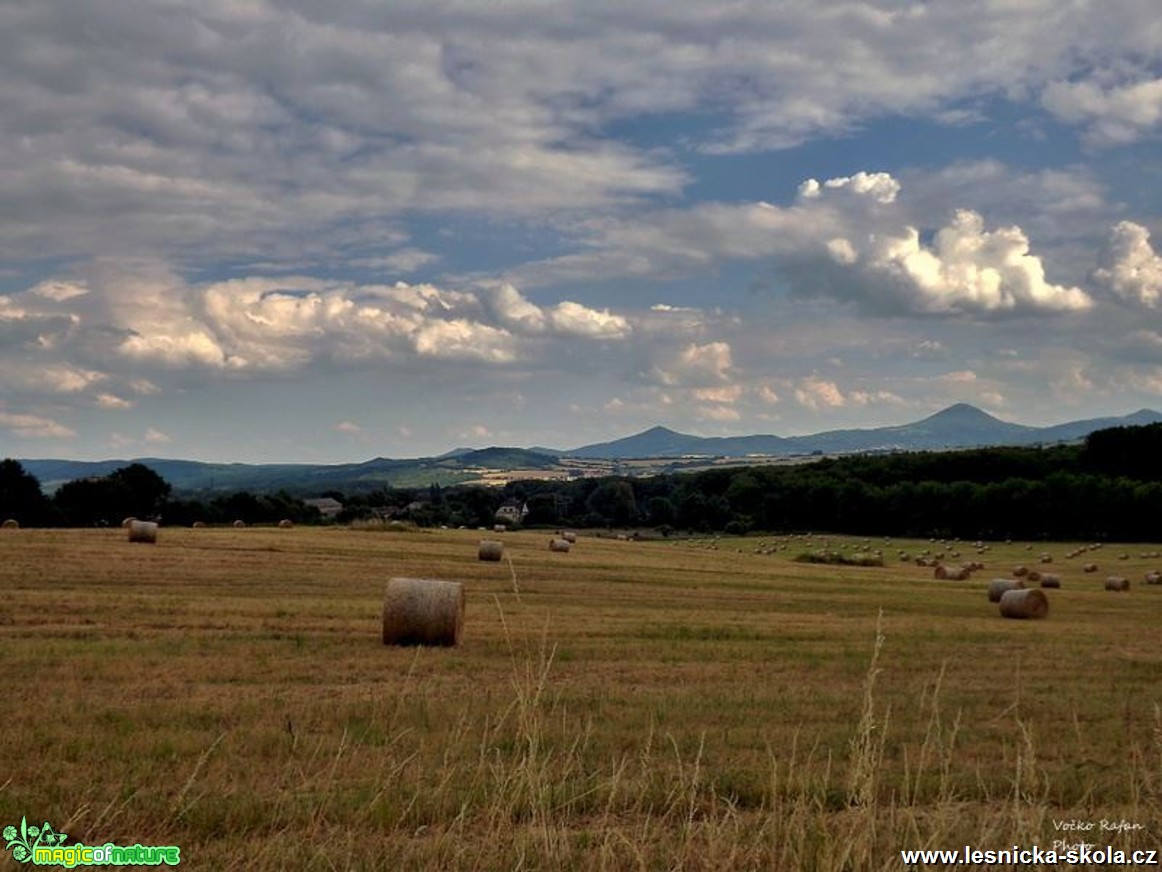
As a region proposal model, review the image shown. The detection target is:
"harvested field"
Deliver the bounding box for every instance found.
[1,529,1160,869]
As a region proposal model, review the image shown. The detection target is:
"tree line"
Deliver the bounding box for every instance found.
[4,422,1162,540]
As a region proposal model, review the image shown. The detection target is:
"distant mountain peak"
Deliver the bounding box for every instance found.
[921,403,1003,423]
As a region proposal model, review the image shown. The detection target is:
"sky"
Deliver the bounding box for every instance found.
[2,1,1162,463]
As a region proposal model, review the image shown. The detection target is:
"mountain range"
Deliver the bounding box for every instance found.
[15,404,1162,494]
[558,403,1162,458]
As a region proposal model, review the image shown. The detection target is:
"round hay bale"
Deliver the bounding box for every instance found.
[562,531,577,543]
[949,567,972,581]
[1105,576,1130,592]
[1012,565,1029,578]
[478,539,503,562]
[191,520,206,528]
[1083,563,1097,573]
[1039,573,1061,589]
[999,588,1049,620]
[1,518,19,529]
[1039,554,1053,564]
[127,520,158,544]
[1144,571,1161,585]
[121,516,136,528]
[233,520,246,528]
[988,578,1025,602]
[278,519,294,529]
[493,523,507,533]
[549,537,571,553]
[1026,569,1042,583]
[382,578,464,647]
[933,564,950,580]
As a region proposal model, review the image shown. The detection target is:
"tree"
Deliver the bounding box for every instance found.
[0,459,51,526]
[109,463,171,519]
[586,481,638,527]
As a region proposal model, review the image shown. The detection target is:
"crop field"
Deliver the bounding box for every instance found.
[1,526,1161,869]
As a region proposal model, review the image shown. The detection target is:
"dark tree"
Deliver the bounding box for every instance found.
[0,459,52,526]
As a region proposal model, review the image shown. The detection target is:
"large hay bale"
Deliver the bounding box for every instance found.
[493,523,507,533]
[1012,565,1028,578]
[1105,576,1130,592]
[562,531,577,543]
[933,564,950,580]
[1026,569,1042,582]
[278,519,294,529]
[127,520,158,544]
[999,588,1049,620]
[1144,571,1161,585]
[478,539,503,561]
[233,520,246,528]
[382,578,464,647]
[1,518,19,529]
[191,521,206,528]
[121,516,136,528]
[1039,574,1062,589]
[988,578,1025,602]
[549,537,572,553]
[1083,563,1097,573]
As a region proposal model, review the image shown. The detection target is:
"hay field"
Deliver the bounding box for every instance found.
[1,527,1160,869]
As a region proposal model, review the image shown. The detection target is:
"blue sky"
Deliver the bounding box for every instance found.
[2,0,1161,462]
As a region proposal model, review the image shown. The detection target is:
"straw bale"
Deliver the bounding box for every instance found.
[1105,576,1130,592]
[382,577,464,647]
[127,520,158,544]
[999,588,1049,619]
[988,578,1025,602]
[478,539,503,561]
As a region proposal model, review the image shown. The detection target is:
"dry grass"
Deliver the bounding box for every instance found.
[1,529,1161,869]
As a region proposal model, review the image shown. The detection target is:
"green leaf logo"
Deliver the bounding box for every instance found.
[3,816,65,864]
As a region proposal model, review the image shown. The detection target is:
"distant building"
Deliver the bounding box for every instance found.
[304,497,343,520]
[495,501,528,525]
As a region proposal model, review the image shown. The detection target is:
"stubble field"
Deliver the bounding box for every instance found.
[1,526,1160,869]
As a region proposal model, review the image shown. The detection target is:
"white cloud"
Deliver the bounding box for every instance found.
[1043,76,1162,146]
[799,171,900,205]
[0,411,76,439]
[692,385,743,404]
[650,341,733,386]
[847,390,905,407]
[144,427,171,444]
[29,280,90,302]
[941,370,978,385]
[1094,221,1162,309]
[807,192,1093,315]
[755,384,780,405]
[95,393,134,410]
[511,172,1091,317]
[795,376,847,410]
[335,421,363,435]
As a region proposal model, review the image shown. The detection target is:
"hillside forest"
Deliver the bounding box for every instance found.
[3,423,1162,541]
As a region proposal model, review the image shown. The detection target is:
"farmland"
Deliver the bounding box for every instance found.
[1,526,1160,869]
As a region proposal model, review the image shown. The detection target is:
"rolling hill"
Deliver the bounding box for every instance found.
[15,404,1162,493]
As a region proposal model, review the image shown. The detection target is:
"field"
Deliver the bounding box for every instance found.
[1,527,1161,870]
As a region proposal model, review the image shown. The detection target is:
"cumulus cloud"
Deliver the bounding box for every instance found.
[794,376,847,411]
[1043,76,1162,146]
[798,171,900,205]
[0,411,76,439]
[649,342,733,386]
[803,182,1092,315]
[793,375,903,411]
[1094,221,1162,309]
[518,172,1091,317]
[95,393,134,410]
